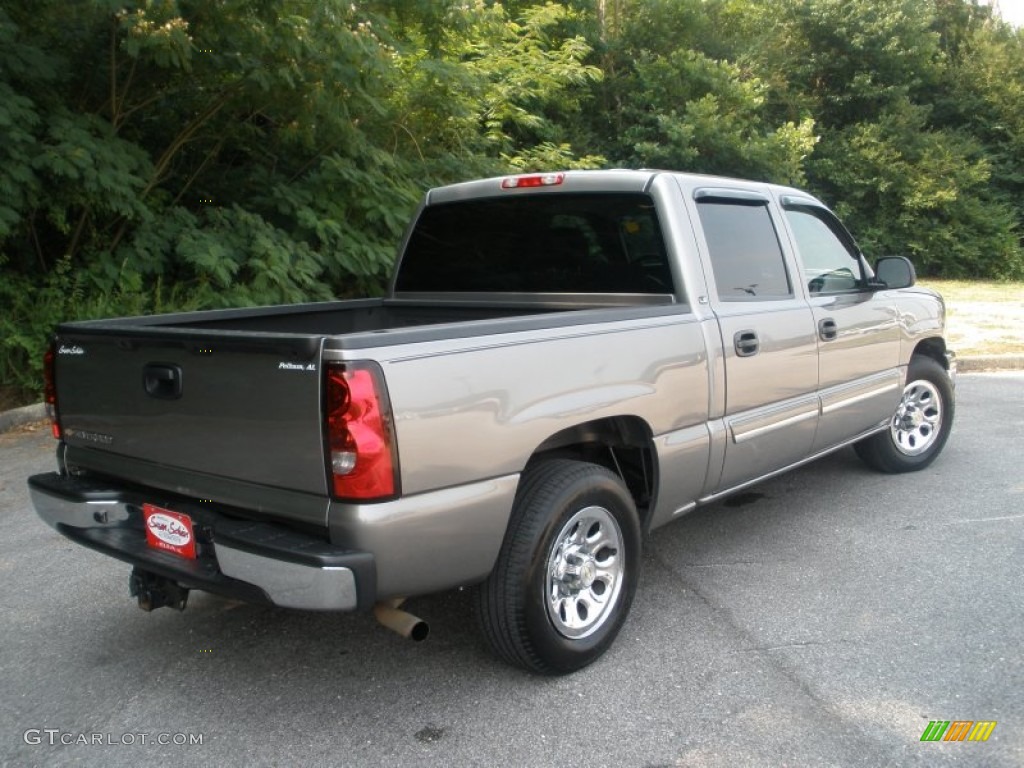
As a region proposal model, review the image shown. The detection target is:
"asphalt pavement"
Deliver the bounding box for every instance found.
[0,373,1021,768]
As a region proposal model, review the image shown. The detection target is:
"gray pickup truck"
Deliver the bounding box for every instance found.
[29,170,955,674]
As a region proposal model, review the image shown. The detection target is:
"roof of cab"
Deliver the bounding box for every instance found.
[424,169,819,207]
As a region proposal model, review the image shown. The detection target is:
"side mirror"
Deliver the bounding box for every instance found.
[873,256,916,290]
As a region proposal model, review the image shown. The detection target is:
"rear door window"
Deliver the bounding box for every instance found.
[695,199,792,301]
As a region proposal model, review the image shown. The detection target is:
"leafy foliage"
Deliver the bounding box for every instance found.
[722,0,1023,277]
[2,0,1023,400]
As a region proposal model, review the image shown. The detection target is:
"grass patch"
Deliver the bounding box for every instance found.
[919,279,1024,357]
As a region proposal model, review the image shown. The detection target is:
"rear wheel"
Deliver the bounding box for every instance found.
[854,355,954,473]
[476,459,641,674]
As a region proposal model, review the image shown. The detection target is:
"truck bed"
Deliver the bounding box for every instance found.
[51,294,679,531]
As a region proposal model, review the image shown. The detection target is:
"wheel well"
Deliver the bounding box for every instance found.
[526,416,657,532]
[912,337,949,370]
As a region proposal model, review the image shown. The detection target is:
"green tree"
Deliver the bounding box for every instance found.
[1,0,402,394]
[722,0,1023,277]
[5,0,1024,402]
[581,0,818,184]
[932,1,1024,273]
[0,1,615,398]
[381,1,604,170]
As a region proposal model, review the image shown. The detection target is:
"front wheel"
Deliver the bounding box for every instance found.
[476,459,641,675]
[854,355,954,473]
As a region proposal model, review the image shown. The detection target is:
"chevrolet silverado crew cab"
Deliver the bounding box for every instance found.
[29,170,955,674]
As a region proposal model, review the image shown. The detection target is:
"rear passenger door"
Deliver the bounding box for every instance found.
[778,199,902,452]
[693,189,819,492]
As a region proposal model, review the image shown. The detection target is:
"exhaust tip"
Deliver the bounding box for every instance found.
[407,619,430,643]
[374,600,429,642]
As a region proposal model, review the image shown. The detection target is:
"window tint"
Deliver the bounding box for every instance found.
[784,207,862,294]
[396,193,674,294]
[696,201,791,300]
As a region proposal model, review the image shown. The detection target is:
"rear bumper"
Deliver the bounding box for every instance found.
[28,472,376,611]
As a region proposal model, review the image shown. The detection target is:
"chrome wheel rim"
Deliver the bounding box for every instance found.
[890,378,943,456]
[545,505,624,640]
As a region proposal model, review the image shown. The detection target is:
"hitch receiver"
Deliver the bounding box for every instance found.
[129,568,189,612]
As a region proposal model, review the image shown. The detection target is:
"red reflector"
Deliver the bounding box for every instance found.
[325,363,398,500]
[43,343,61,440]
[501,173,565,189]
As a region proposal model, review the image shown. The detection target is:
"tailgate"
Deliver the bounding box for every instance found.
[53,330,327,496]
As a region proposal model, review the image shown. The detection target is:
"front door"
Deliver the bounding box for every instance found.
[779,202,902,452]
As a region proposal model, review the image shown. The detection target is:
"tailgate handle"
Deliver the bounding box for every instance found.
[143,363,183,400]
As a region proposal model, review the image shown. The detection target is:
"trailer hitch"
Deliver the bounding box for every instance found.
[129,568,189,612]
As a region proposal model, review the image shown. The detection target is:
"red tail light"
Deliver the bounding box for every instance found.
[324,362,398,500]
[44,343,61,439]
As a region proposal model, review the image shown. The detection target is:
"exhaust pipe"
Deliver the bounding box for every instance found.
[373,598,429,642]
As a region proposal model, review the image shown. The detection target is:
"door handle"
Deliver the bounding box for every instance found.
[818,318,838,342]
[143,363,183,400]
[734,330,759,357]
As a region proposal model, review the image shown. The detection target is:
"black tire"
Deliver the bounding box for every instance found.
[854,355,954,473]
[476,459,641,675]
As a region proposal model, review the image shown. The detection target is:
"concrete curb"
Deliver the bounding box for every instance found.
[0,403,47,434]
[1,355,1022,434]
[956,354,1024,373]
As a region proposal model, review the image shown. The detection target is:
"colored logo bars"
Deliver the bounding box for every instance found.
[920,721,997,742]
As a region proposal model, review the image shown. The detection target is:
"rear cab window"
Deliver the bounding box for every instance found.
[395,193,674,295]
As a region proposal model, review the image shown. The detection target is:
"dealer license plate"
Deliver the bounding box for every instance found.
[143,503,197,560]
